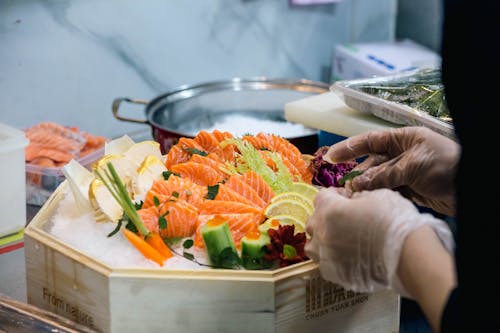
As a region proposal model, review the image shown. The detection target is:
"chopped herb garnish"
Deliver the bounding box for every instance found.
[158,215,168,230]
[183,252,195,261]
[338,170,363,186]
[183,147,208,156]
[172,191,179,198]
[183,239,194,249]
[107,220,123,238]
[134,201,143,210]
[205,184,219,200]
[153,196,160,206]
[162,170,179,180]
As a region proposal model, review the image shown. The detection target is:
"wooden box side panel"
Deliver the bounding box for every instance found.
[24,234,111,332]
[275,269,400,333]
[107,276,276,333]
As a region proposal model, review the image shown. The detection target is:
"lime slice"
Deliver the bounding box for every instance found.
[259,215,305,234]
[264,199,312,224]
[270,192,314,212]
[88,178,123,222]
[291,182,319,201]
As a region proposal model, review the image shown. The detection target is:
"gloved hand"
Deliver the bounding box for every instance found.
[323,127,460,216]
[304,187,454,295]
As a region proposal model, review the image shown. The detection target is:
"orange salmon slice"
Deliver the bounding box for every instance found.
[194,213,262,249]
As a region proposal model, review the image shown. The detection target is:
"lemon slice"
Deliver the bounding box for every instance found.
[61,160,94,214]
[264,199,312,224]
[291,182,319,202]
[94,154,137,182]
[88,178,123,222]
[105,135,135,155]
[131,155,167,197]
[270,192,314,212]
[259,214,305,234]
[123,141,162,167]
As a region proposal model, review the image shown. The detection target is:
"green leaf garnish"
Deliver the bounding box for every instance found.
[339,170,363,186]
[107,220,123,238]
[183,147,208,156]
[205,184,219,200]
[172,191,179,198]
[153,196,160,206]
[283,244,297,259]
[162,170,180,180]
[183,239,194,249]
[158,215,168,230]
[183,252,195,260]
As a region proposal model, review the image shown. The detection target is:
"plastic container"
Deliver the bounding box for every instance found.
[25,147,104,206]
[0,122,29,237]
[331,67,456,140]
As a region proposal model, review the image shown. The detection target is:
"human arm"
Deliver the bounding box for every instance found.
[397,225,456,333]
[322,127,460,216]
[304,187,456,332]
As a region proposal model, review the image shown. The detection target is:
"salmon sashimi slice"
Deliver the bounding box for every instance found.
[188,154,230,179]
[25,130,85,156]
[25,144,74,163]
[164,138,206,169]
[245,134,312,183]
[194,213,262,249]
[239,171,275,204]
[224,174,267,208]
[138,200,199,238]
[199,200,263,215]
[143,176,207,208]
[211,130,233,143]
[170,162,225,186]
[215,183,256,207]
[193,130,224,155]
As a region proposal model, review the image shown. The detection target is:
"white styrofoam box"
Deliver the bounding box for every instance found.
[0,123,29,237]
[332,39,441,81]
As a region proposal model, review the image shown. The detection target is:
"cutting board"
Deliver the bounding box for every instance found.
[284,92,399,138]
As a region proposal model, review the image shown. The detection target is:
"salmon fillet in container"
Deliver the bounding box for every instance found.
[25,149,103,206]
[24,122,106,206]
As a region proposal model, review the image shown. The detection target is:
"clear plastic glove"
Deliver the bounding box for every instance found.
[323,127,460,216]
[304,187,454,294]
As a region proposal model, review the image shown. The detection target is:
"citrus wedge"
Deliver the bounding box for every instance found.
[264,199,312,224]
[291,182,319,202]
[131,155,167,197]
[123,141,162,167]
[93,154,137,183]
[270,192,314,212]
[88,178,123,222]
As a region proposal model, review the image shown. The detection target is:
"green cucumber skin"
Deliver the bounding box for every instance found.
[241,235,270,270]
[201,222,238,268]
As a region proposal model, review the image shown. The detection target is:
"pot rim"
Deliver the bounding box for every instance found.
[145,77,329,137]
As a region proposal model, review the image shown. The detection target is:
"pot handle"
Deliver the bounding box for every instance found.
[112,97,150,124]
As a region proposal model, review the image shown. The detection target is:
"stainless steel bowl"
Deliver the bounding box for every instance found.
[112,77,329,154]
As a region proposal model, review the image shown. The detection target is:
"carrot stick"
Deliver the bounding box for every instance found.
[122,228,167,266]
[146,231,173,259]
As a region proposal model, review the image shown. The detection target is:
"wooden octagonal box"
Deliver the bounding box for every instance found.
[24,183,400,333]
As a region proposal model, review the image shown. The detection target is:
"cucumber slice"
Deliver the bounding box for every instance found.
[201,219,239,269]
[241,232,271,270]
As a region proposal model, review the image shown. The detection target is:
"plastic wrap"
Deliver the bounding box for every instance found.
[331,67,455,139]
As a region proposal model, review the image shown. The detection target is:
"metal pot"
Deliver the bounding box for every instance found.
[112,77,329,154]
